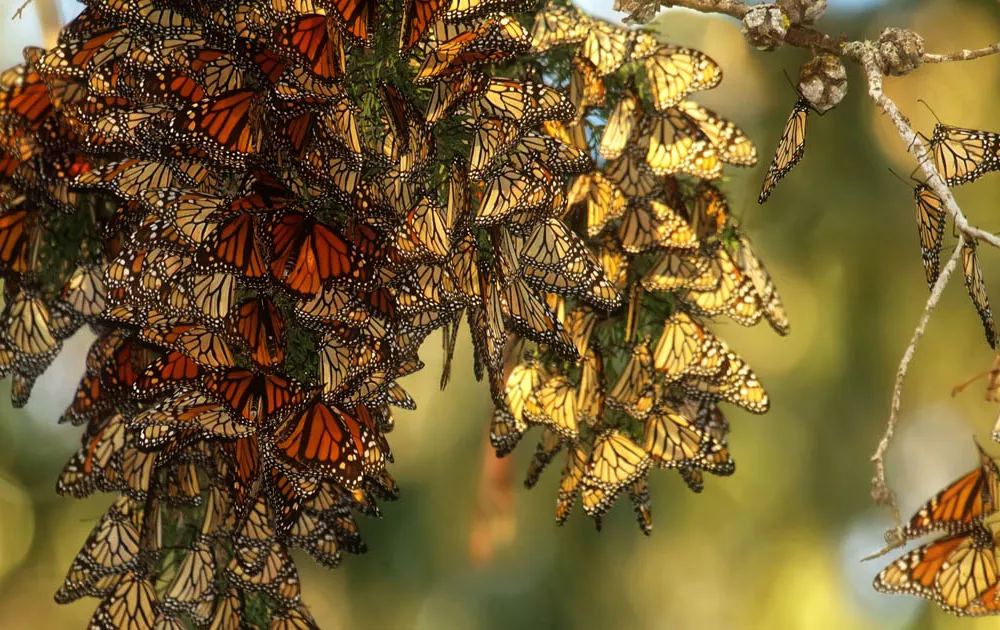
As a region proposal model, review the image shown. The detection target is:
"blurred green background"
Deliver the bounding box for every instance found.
[2,0,1000,627]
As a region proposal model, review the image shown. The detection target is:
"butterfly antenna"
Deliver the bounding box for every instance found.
[916,99,943,124]
[886,167,915,189]
[780,68,799,96]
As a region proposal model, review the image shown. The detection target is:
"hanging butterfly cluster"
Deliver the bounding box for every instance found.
[874,442,1000,616]
[0,0,786,625]
[489,4,788,533]
[907,122,1000,350]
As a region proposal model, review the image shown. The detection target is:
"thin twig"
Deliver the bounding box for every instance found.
[873,238,964,514]
[923,42,1000,63]
[12,0,33,20]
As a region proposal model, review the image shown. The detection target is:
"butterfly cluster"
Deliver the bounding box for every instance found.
[905,122,1000,350]
[489,4,787,533]
[874,442,1000,616]
[0,0,786,626]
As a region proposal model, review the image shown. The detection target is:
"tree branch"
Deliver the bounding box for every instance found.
[12,0,33,20]
[661,0,845,55]
[870,238,963,518]
[923,42,1000,63]
[844,43,1000,249]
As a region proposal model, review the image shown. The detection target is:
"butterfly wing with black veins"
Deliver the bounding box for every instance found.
[962,240,998,349]
[931,123,1000,186]
[759,98,809,204]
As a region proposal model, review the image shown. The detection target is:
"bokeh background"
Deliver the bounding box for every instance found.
[1,0,1000,627]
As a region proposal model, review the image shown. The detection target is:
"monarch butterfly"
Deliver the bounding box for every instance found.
[0,66,53,130]
[208,210,267,279]
[89,571,159,629]
[504,360,547,422]
[608,341,657,420]
[930,123,1000,186]
[618,198,697,254]
[530,5,589,53]
[565,305,597,359]
[643,46,722,112]
[523,428,564,488]
[581,430,651,520]
[681,248,763,327]
[733,230,790,336]
[140,319,234,369]
[415,13,530,84]
[502,276,577,359]
[70,496,142,574]
[902,443,1000,540]
[269,210,372,295]
[469,79,575,127]
[510,130,592,174]
[645,109,704,176]
[599,91,638,161]
[75,159,193,200]
[469,117,523,178]
[962,240,998,349]
[556,444,588,524]
[759,98,810,204]
[380,83,436,174]
[287,509,342,569]
[207,587,243,629]
[682,348,770,414]
[874,523,1000,615]
[914,183,947,289]
[467,269,508,401]
[425,70,488,124]
[226,541,301,606]
[233,297,286,370]
[567,172,625,237]
[132,351,202,400]
[490,407,528,456]
[35,27,122,81]
[203,369,309,426]
[604,151,661,199]
[173,89,264,164]
[61,263,107,317]
[524,375,579,440]
[274,397,371,486]
[326,0,378,46]
[5,289,58,356]
[132,390,249,447]
[642,250,714,293]
[675,100,756,166]
[400,0,447,52]
[478,161,552,225]
[269,603,322,630]
[579,19,630,76]
[576,348,605,425]
[520,217,602,284]
[444,0,532,24]
[273,15,346,81]
[687,180,728,241]
[161,538,215,613]
[568,57,605,123]
[394,197,450,261]
[0,204,36,275]
[182,271,237,323]
[653,311,707,379]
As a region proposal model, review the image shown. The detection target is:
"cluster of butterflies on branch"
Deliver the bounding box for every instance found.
[759,96,1000,350]
[489,5,787,532]
[874,442,1000,616]
[0,0,787,627]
